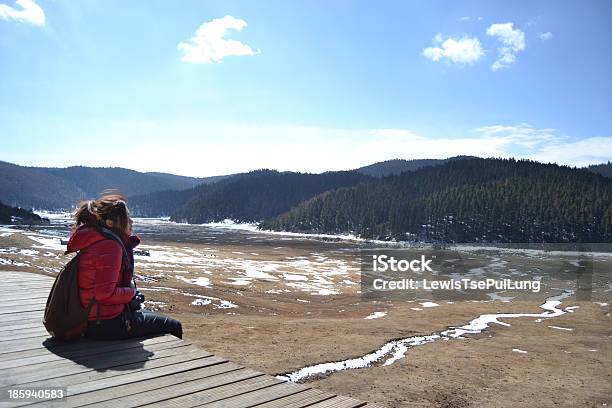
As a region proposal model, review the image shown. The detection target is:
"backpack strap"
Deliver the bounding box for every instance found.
[97,227,130,267]
[98,227,133,281]
[85,296,100,324]
[73,250,102,325]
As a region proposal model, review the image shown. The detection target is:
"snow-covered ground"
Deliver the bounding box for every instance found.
[278,291,576,382]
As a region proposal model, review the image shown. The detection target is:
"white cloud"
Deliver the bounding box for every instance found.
[458,16,484,22]
[178,15,260,64]
[473,123,612,166]
[539,32,553,41]
[0,0,44,26]
[474,123,559,148]
[528,136,612,167]
[423,33,484,65]
[486,22,526,71]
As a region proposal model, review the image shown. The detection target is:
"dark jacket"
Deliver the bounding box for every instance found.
[66,226,139,320]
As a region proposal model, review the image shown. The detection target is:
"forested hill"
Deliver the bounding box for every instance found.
[588,162,612,178]
[128,172,245,217]
[0,201,48,225]
[354,156,476,177]
[130,160,452,217]
[169,170,374,223]
[0,161,213,209]
[261,158,612,243]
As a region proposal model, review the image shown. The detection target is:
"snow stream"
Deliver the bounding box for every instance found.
[277,290,574,383]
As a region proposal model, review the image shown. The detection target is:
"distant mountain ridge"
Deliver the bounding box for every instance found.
[354,156,476,177]
[0,161,218,210]
[2,158,610,243]
[588,162,612,178]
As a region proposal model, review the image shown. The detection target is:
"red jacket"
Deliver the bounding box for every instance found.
[66,227,138,321]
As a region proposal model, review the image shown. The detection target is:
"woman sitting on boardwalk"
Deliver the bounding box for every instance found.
[65,192,182,340]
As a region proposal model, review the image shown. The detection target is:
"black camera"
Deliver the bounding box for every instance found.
[128,290,145,311]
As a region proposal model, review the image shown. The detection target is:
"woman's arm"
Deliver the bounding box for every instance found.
[92,240,136,305]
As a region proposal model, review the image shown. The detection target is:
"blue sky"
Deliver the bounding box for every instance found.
[1,0,611,176]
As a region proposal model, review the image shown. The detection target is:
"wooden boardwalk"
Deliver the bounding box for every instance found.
[0,271,379,408]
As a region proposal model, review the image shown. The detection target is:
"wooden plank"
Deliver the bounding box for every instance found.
[0,304,46,315]
[20,356,232,408]
[0,285,49,290]
[0,304,47,315]
[0,288,50,293]
[306,396,368,408]
[0,288,50,294]
[0,333,48,343]
[0,316,44,326]
[0,280,49,286]
[0,298,47,310]
[1,341,190,379]
[0,311,43,323]
[0,283,52,289]
[0,335,50,350]
[0,277,51,283]
[0,293,49,302]
[0,274,50,280]
[89,370,270,408]
[0,279,51,285]
[68,355,229,395]
[0,329,48,342]
[1,339,190,381]
[0,276,53,288]
[61,359,241,407]
[197,381,308,408]
[0,292,46,298]
[15,348,219,390]
[1,339,190,386]
[0,315,43,326]
[0,303,46,313]
[0,276,49,281]
[247,388,336,408]
[0,334,180,365]
[0,325,47,335]
[0,276,50,281]
[0,298,49,307]
[0,293,49,299]
[0,336,201,370]
[1,342,191,388]
[0,272,52,279]
[0,274,52,279]
[0,321,43,331]
[0,329,48,339]
[0,333,178,361]
[0,278,50,283]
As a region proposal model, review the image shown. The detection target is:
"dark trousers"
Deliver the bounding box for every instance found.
[85,309,183,340]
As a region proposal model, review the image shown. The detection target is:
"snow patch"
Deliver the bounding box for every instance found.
[364,311,387,320]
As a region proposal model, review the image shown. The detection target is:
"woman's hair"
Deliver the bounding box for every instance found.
[73,190,130,236]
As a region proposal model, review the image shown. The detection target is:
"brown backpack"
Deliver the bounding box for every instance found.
[43,227,129,340]
[43,252,96,340]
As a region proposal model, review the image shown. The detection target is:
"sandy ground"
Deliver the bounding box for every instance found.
[1,224,610,407]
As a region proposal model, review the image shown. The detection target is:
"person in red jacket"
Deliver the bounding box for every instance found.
[67,192,182,340]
